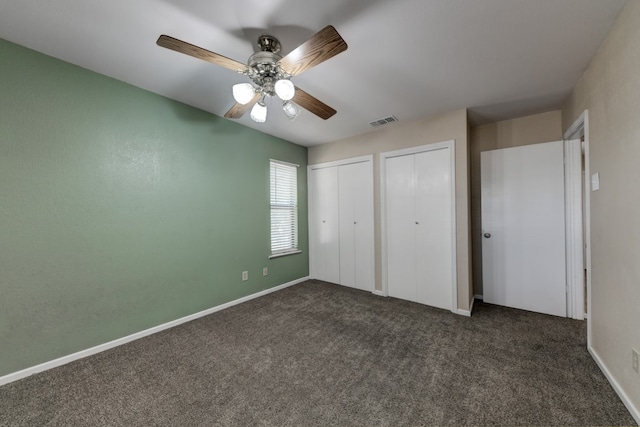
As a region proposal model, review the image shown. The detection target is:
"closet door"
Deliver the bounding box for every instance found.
[415,148,453,310]
[338,162,374,291]
[384,144,454,310]
[309,167,340,283]
[386,154,417,302]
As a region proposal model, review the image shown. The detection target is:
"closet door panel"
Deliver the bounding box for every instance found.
[338,164,357,288]
[351,163,374,291]
[309,167,340,283]
[339,161,374,291]
[308,168,321,279]
[415,148,453,309]
[385,155,417,302]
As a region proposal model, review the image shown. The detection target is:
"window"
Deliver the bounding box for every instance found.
[270,160,299,257]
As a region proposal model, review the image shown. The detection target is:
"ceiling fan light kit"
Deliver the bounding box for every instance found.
[274,79,295,101]
[232,83,256,105]
[250,101,267,123]
[282,100,300,121]
[156,25,348,123]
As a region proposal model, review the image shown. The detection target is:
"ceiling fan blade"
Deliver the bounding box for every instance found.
[279,26,348,76]
[224,93,261,119]
[157,35,246,72]
[292,87,336,120]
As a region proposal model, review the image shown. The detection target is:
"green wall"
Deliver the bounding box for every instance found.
[0,38,308,377]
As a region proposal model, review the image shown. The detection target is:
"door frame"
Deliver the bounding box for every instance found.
[380,140,458,313]
[564,138,584,320]
[564,111,591,331]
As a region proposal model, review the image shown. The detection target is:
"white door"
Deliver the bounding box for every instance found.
[386,154,417,302]
[338,162,374,291]
[385,145,454,310]
[415,149,453,309]
[308,167,340,284]
[481,141,566,317]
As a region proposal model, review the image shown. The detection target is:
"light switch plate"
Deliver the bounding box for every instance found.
[591,172,600,191]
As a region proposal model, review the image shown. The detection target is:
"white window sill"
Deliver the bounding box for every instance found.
[269,250,302,259]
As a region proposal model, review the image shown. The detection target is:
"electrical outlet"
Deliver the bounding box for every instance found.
[242,271,248,281]
[633,349,639,374]
[263,267,268,277]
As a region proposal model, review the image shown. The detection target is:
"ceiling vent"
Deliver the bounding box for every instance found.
[369,115,399,127]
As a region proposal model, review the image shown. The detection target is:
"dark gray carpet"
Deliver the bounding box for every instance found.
[0,280,636,426]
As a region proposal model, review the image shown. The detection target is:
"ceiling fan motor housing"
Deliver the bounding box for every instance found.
[257,35,281,54]
[244,35,290,97]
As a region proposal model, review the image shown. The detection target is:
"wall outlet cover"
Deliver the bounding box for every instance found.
[242,271,248,281]
[633,349,639,374]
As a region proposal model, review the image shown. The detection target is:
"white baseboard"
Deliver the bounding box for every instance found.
[456,308,471,317]
[474,294,483,300]
[372,290,386,297]
[589,346,640,425]
[455,295,475,317]
[0,276,309,387]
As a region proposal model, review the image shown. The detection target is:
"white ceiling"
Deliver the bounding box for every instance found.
[0,0,628,146]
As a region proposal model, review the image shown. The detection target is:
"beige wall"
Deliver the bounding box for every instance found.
[308,108,472,311]
[469,111,563,295]
[562,0,640,418]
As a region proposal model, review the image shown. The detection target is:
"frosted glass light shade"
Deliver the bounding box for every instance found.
[275,79,295,101]
[232,83,255,105]
[250,102,267,123]
[282,101,300,120]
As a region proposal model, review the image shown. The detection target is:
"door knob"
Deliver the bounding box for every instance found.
[484,233,491,238]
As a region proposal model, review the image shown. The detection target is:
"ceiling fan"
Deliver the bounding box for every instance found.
[156,26,348,123]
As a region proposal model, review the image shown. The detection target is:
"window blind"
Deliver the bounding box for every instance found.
[270,160,298,255]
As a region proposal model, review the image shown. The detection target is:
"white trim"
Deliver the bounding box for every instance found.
[564,110,592,343]
[268,249,302,259]
[380,140,458,313]
[474,294,484,300]
[269,158,300,168]
[457,297,475,317]
[589,346,640,425]
[372,290,386,297]
[584,112,592,343]
[308,155,373,170]
[564,138,584,320]
[456,308,471,317]
[563,111,586,141]
[0,276,309,387]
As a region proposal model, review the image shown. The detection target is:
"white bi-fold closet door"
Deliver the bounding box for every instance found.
[308,166,340,284]
[308,156,374,291]
[382,141,456,311]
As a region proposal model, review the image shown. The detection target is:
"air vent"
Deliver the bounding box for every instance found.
[369,115,399,127]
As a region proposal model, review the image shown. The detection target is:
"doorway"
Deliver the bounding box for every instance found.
[564,111,591,328]
[480,135,587,319]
